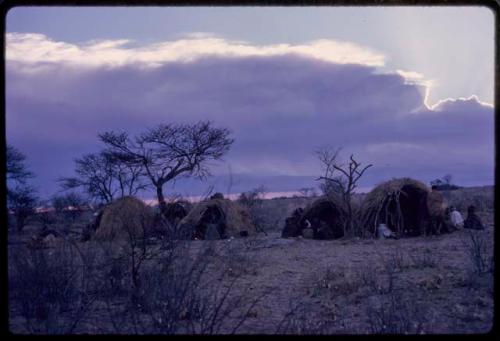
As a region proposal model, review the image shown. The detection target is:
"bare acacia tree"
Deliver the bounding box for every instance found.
[316,147,372,237]
[59,151,147,204]
[99,121,234,216]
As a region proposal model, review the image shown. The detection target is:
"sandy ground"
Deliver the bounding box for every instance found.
[180,224,494,334]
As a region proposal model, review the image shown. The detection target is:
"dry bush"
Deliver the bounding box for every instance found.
[8,239,98,333]
[111,240,266,334]
[9,204,268,334]
[362,251,429,333]
[94,219,266,334]
[462,230,492,276]
[354,248,412,298]
[366,290,427,334]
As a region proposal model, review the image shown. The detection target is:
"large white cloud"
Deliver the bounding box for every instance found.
[6,32,386,70]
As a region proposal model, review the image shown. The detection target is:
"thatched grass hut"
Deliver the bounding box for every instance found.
[282,198,344,240]
[178,198,256,240]
[362,178,447,237]
[93,196,156,241]
[163,202,189,224]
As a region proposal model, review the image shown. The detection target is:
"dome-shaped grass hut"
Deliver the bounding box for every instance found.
[178,197,256,240]
[282,198,344,240]
[163,201,189,224]
[92,196,156,241]
[362,178,448,237]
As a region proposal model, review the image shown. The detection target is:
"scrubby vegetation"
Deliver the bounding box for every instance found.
[7,185,493,334]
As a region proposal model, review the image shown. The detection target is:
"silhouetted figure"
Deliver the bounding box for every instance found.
[281,207,304,238]
[464,205,485,230]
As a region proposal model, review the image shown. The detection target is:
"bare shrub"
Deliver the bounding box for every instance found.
[8,239,98,333]
[315,148,372,237]
[107,240,267,334]
[462,230,492,275]
[90,214,266,334]
[367,290,426,334]
[357,250,408,296]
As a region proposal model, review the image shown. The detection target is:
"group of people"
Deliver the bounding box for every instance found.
[378,204,485,239]
[448,205,485,231]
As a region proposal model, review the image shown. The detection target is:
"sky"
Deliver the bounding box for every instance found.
[5,6,495,200]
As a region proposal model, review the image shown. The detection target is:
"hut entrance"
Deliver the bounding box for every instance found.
[193,205,228,240]
[281,199,344,240]
[379,185,427,236]
[302,200,344,239]
[364,178,446,238]
[180,198,256,240]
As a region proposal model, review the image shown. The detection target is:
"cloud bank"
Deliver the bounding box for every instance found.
[6,33,494,197]
[6,33,385,69]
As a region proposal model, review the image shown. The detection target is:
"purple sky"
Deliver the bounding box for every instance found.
[5,7,495,199]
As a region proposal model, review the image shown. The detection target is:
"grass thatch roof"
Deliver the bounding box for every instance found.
[94,196,155,241]
[303,197,340,212]
[362,178,433,237]
[364,177,429,209]
[426,190,447,218]
[178,198,256,239]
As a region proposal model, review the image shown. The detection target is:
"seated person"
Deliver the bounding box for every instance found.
[377,223,397,239]
[464,205,485,230]
[449,206,464,230]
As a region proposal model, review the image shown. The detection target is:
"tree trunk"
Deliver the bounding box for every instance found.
[345,192,353,237]
[156,185,168,216]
